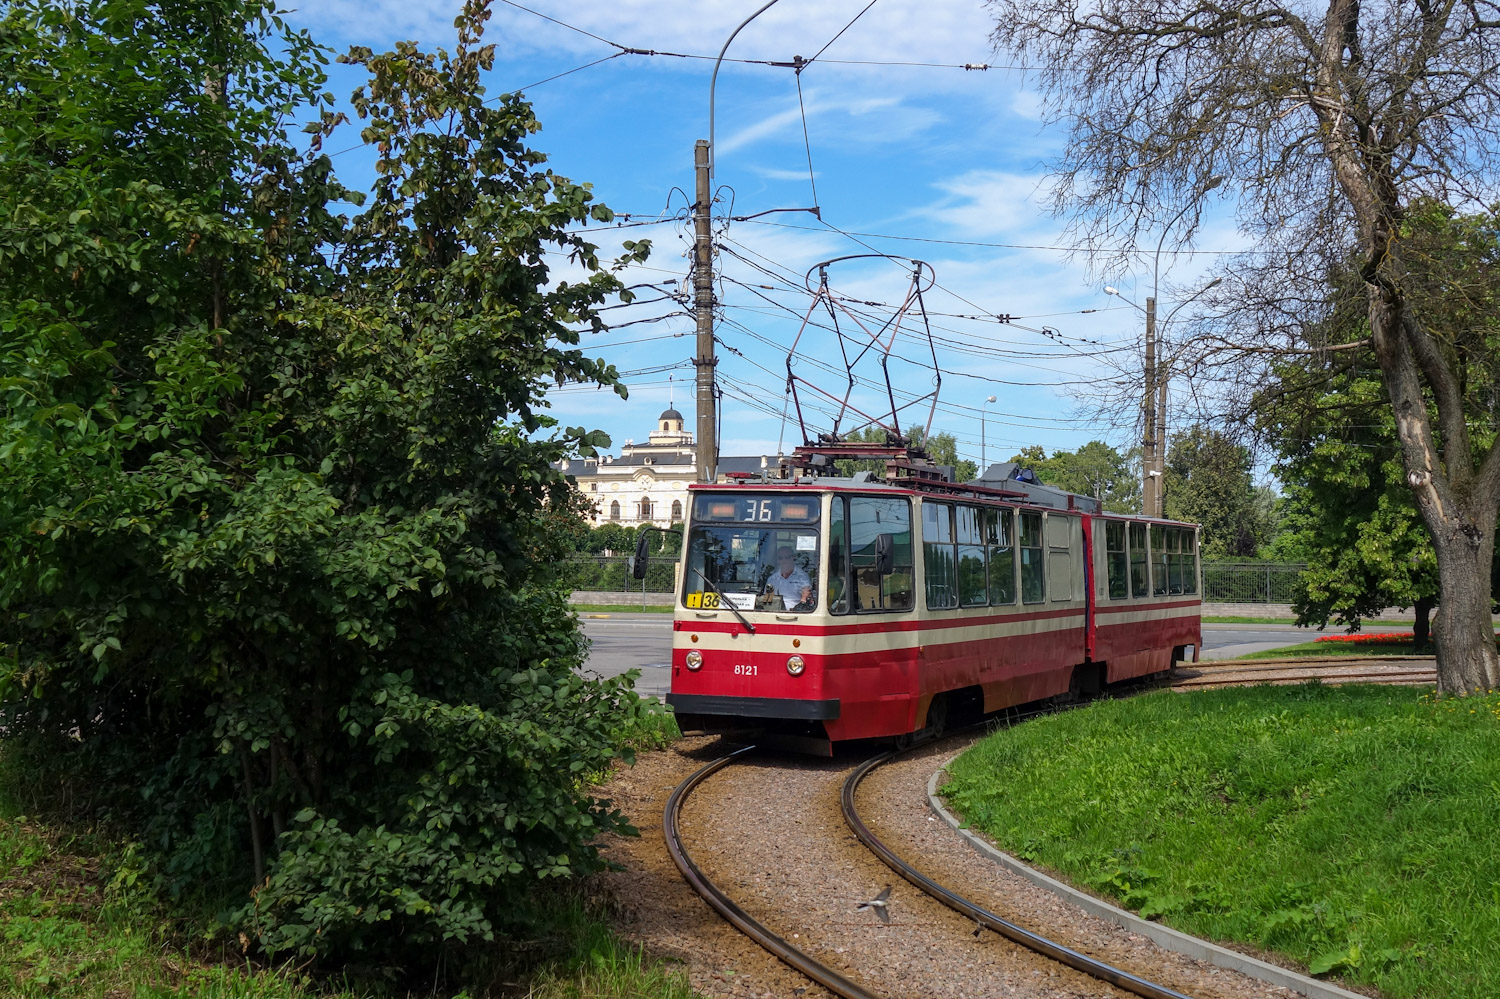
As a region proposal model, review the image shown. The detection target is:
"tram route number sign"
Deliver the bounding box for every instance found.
[696,495,819,524]
[685,592,755,610]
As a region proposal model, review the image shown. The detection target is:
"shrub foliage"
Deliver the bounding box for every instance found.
[0,0,652,964]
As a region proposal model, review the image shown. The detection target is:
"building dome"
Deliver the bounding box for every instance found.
[659,407,684,422]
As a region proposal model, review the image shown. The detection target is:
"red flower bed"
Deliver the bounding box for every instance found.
[1313,633,1413,645]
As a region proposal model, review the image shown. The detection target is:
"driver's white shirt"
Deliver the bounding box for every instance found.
[766,566,812,609]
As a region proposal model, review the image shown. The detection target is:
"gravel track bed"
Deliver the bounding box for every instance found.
[594,731,1354,999]
[1172,659,1435,690]
[680,748,1147,998]
[594,735,834,999]
[859,737,1308,999]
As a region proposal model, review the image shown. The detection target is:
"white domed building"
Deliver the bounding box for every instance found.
[558,408,697,527]
[557,409,774,526]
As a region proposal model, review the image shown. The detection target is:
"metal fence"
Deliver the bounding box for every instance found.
[562,555,676,594]
[1201,561,1306,603]
[565,556,1308,603]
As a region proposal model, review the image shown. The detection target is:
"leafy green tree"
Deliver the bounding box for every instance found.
[0,0,652,969]
[1008,442,1140,513]
[835,424,977,480]
[587,522,639,555]
[986,1,1500,692]
[1162,427,1274,558]
[1266,371,1439,644]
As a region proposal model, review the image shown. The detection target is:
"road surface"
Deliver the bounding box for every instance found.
[576,615,1402,699]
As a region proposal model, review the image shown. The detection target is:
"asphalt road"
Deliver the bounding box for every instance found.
[576,615,1403,698]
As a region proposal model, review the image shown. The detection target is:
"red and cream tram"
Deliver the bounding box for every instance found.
[647,448,1201,751]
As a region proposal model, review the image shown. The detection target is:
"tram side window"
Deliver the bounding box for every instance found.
[1181,529,1199,594]
[1019,512,1045,604]
[1105,521,1128,599]
[1047,514,1074,602]
[829,497,848,613]
[1128,522,1148,598]
[1151,524,1168,596]
[1164,522,1176,591]
[847,496,914,613]
[923,502,958,610]
[957,505,988,607]
[986,507,1016,605]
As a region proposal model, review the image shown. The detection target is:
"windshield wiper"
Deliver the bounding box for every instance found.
[692,566,756,634]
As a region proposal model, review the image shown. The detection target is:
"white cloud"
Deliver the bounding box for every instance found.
[923,169,1058,237]
[750,165,820,181]
[717,104,807,155]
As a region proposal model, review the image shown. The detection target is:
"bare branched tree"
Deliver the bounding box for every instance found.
[990,0,1500,692]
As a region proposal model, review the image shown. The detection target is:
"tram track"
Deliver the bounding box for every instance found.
[1170,657,1435,690]
[665,725,1214,999]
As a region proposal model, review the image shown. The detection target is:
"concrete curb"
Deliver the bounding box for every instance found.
[926,764,1368,999]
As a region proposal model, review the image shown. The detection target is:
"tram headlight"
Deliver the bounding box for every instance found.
[685,650,703,671]
[786,655,806,676]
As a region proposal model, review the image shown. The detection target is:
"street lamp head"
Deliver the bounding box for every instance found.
[985,395,997,404]
[1203,174,1225,193]
[1104,286,1120,296]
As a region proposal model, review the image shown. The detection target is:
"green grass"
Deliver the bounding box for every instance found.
[517,897,697,999]
[944,684,1500,999]
[573,603,675,614]
[1203,615,1418,625]
[0,744,696,999]
[1237,641,1431,659]
[0,816,345,999]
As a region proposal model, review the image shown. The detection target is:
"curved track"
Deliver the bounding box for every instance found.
[1171,657,1436,690]
[842,747,1191,999]
[664,732,1195,999]
[663,745,880,999]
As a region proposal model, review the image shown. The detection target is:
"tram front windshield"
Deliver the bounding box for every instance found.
[683,493,821,614]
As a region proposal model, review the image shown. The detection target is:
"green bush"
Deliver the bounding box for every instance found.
[0,0,650,973]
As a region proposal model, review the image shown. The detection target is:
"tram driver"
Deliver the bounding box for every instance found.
[761,545,814,612]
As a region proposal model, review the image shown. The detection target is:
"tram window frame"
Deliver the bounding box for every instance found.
[1167,528,1184,594]
[1182,529,1199,594]
[985,507,1016,605]
[956,504,988,608]
[1105,521,1128,599]
[836,494,914,614]
[1128,522,1148,598]
[923,501,958,610]
[1150,524,1168,596]
[1047,514,1074,603]
[828,495,848,613]
[1019,511,1045,604]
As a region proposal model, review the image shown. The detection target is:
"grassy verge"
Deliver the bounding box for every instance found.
[518,898,697,999]
[0,814,343,999]
[1203,615,1419,625]
[943,684,1500,999]
[1237,641,1432,659]
[1,698,692,999]
[574,603,674,614]
[0,812,697,999]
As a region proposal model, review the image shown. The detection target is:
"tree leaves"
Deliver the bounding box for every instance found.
[0,0,647,969]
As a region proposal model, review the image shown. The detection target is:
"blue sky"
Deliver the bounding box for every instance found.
[286,0,1236,469]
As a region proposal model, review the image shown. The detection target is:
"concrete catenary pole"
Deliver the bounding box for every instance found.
[1142,295,1158,518]
[692,139,716,484]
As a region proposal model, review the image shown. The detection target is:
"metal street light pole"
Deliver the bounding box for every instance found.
[981,395,997,473]
[693,0,783,484]
[1106,276,1218,518]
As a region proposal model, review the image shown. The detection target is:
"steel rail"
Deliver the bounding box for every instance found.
[841,746,1197,999]
[1174,674,1433,689]
[662,746,882,999]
